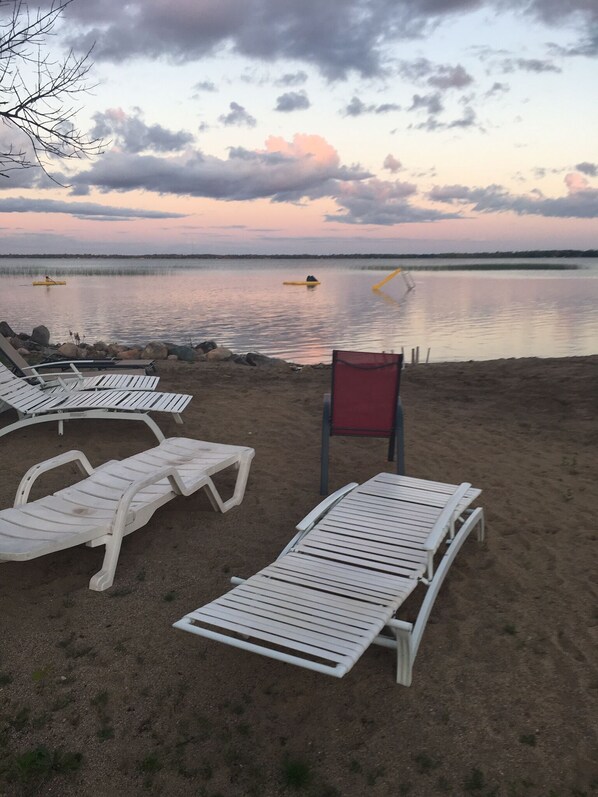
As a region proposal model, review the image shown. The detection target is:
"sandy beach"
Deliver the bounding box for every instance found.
[0,355,597,796]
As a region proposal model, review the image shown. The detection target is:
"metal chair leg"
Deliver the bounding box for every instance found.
[320,393,331,495]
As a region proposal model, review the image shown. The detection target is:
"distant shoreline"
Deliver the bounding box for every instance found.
[0,250,597,260]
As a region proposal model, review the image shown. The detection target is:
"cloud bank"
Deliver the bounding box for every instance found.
[58,0,597,80]
[0,197,187,220]
[70,134,371,202]
[429,174,598,218]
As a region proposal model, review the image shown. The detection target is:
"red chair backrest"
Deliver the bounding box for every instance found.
[330,350,402,437]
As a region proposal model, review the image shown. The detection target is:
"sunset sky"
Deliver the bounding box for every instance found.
[0,0,597,255]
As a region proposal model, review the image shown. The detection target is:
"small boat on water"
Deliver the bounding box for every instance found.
[283,274,320,286]
[32,277,66,286]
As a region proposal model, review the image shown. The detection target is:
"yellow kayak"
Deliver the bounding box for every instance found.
[32,280,67,286]
[283,281,320,286]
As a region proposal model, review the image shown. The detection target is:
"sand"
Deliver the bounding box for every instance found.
[0,355,597,796]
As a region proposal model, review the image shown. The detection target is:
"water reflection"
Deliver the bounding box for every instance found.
[1,260,597,363]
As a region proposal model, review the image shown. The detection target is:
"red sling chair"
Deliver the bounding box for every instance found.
[320,350,404,495]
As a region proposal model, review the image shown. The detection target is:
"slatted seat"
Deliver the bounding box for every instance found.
[175,473,484,685]
[186,554,418,676]
[0,362,191,440]
[0,437,255,590]
[39,372,159,392]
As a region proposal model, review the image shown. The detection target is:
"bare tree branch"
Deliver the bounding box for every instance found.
[0,0,103,181]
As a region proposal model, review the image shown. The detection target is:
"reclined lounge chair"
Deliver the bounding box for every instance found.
[174,472,484,685]
[0,438,255,590]
[0,334,159,391]
[0,362,190,441]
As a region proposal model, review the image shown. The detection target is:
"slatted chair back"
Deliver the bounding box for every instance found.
[0,334,31,376]
[0,338,160,392]
[0,332,156,376]
[320,350,404,494]
[330,349,402,437]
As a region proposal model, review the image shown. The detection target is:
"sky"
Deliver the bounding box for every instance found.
[0,0,597,255]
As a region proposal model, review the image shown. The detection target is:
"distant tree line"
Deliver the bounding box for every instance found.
[0,251,597,259]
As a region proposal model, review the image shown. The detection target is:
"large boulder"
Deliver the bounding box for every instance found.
[0,321,16,338]
[141,342,169,360]
[168,345,196,363]
[31,325,50,347]
[206,346,233,362]
[8,336,25,351]
[195,340,218,354]
[85,347,109,359]
[16,346,32,358]
[245,351,288,367]
[118,347,143,360]
[57,342,79,359]
[85,341,110,357]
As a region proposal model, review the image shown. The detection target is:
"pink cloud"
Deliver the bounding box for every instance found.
[565,172,590,193]
[264,134,341,167]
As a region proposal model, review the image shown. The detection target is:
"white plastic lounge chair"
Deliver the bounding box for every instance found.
[174,472,484,685]
[0,437,255,590]
[0,362,191,441]
[0,334,159,391]
[0,332,155,375]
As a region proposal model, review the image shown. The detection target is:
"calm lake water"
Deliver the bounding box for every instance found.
[1,257,597,364]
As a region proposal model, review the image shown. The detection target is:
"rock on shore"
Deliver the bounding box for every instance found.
[0,321,297,369]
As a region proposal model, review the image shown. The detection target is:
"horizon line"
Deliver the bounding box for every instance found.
[0,249,597,259]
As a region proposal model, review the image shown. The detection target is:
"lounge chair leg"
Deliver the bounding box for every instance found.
[173,413,183,425]
[225,451,253,509]
[89,464,189,590]
[394,628,414,686]
[58,419,64,435]
[0,410,165,442]
[387,399,405,475]
[476,510,486,542]
[90,536,123,591]
[396,399,405,475]
[320,393,331,495]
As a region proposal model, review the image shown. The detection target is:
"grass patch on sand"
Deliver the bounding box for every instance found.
[1,746,82,788]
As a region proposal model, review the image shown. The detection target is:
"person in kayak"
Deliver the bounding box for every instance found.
[306,275,318,282]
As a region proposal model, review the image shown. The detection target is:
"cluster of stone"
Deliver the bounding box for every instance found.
[0,322,292,368]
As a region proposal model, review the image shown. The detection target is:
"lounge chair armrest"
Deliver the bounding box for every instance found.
[35,359,111,369]
[24,364,84,386]
[89,465,198,592]
[279,482,359,557]
[15,450,95,506]
[34,368,86,391]
[108,466,191,536]
[22,362,82,376]
[423,482,472,555]
[295,482,358,533]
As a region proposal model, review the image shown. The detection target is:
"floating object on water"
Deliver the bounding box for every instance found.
[283,274,320,286]
[372,268,415,293]
[32,278,66,286]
